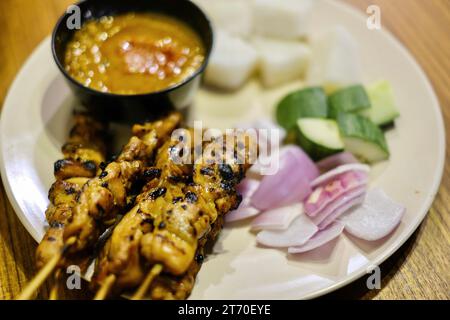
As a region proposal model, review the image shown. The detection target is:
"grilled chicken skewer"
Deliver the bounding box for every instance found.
[18,112,109,300]
[93,131,255,299]
[134,135,254,299]
[18,112,182,300]
[63,112,182,255]
[93,132,197,296]
[36,114,109,269]
[143,132,257,300]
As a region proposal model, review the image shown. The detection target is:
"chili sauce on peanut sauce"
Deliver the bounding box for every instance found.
[64,13,205,94]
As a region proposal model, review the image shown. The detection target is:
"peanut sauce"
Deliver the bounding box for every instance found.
[64,13,205,94]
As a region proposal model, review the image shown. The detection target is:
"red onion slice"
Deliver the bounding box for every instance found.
[305,170,368,217]
[317,193,366,229]
[288,222,345,254]
[251,203,303,230]
[256,213,318,247]
[251,146,318,210]
[311,186,366,229]
[226,206,260,222]
[226,178,261,222]
[342,188,405,241]
[286,146,320,182]
[311,163,370,188]
[237,178,260,198]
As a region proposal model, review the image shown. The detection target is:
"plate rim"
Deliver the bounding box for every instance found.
[0,0,446,299]
[0,38,53,242]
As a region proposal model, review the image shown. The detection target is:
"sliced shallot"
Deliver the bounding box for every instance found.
[226,179,261,222]
[305,170,368,217]
[226,206,260,222]
[286,146,320,182]
[341,188,405,241]
[311,186,366,229]
[311,163,370,188]
[251,146,318,210]
[251,203,303,230]
[317,193,366,230]
[288,221,345,254]
[248,145,286,177]
[256,213,318,247]
[237,178,260,198]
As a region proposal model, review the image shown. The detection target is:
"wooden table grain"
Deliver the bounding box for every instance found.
[0,0,448,300]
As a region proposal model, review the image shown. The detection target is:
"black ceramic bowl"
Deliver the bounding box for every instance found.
[52,0,213,123]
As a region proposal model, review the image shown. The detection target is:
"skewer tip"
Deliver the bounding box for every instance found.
[93,274,116,300]
[131,264,163,300]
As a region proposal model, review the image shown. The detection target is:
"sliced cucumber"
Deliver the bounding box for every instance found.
[296,118,344,160]
[276,87,328,130]
[360,80,400,126]
[337,113,389,163]
[328,85,371,118]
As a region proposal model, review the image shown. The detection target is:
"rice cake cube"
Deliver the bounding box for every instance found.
[307,26,363,93]
[193,0,253,37]
[204,30,259,91]
[253,37,311,87]
[252,0,314,40]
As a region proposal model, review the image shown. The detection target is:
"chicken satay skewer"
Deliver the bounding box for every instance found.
[96,132,254,299]
[19,112,182,299]
[130,133,255,299]
[92,133,196,299]
[74,118,181,300]
[58,113,180,286]
[17,113,108,300]
[59,113,181,288]
[47,113,109,299]
[62,112,182,254]
[94,133,253,299]
[92,127,202,299]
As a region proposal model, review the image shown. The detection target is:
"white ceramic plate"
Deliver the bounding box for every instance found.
[0,0,445,299]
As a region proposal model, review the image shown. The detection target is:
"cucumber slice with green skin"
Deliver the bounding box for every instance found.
[328,85,371,118]
[360,80,400,126]
[296,118,344,160]
[276,87,328,130]
[337,113,389,163]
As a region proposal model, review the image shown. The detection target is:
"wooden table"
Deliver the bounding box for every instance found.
[0,0,448,300]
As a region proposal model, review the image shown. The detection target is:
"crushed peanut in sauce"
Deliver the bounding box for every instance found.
[65,13,205,94]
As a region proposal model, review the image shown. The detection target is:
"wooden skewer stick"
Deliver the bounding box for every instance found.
[93,274,116,300]
[17,253,61,300]
[131,264,163,300]
[16,236,76,300]
[49,270,61,300]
